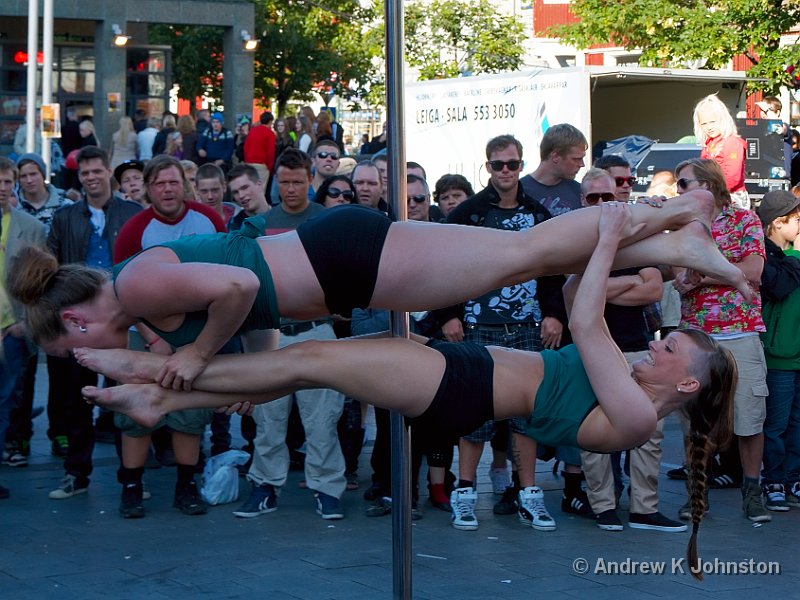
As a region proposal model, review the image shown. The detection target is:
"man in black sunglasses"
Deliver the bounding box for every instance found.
[406,174,432,222]
[579,168,617,207]
[311,140,341,197]
[442,134,568,532]
[594,154,635,202]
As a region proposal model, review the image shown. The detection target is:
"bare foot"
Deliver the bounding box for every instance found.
[667,190,716,231]
[74,348,156,384]
[82,384,165,428]
[674,220,752,301]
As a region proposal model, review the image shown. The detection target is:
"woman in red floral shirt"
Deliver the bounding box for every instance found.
[673,157,769,523]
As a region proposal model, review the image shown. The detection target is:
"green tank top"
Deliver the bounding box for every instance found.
[523,344,599,448]
[112,231,279,348]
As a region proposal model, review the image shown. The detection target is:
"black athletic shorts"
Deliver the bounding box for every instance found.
[410,340,495,439]
[296,204,391,315]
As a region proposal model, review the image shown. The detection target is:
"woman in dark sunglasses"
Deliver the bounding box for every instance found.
[313,175,358,208]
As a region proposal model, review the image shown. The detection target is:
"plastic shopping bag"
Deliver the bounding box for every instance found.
[200,449,250,505]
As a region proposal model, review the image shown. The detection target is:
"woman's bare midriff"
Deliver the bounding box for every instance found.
[486,346,544,421]
[257,233,329,320]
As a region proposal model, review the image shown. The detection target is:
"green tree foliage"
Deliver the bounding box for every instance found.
[404,0,527,80]
[148,25,225,107]
[252,0,379,116]
[552,0,800,92]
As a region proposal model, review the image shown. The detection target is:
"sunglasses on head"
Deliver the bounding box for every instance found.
[614,176,636,187]
[327,188,354,200]
[316,151,340,160]
[487,159,522,172]
[407,194,428,204]
[584,192,616,204]
[676,178,698,190]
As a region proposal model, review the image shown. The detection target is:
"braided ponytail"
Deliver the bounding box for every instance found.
[680,328,737,581]
[686,431,714,580]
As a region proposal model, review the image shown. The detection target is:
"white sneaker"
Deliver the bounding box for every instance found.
[489,465,511,496]
[48,474,89,500]
[517,486,556,531]
[450,487,478,531]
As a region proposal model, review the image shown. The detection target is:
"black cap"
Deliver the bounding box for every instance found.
[757,190,800,226]
[113,159,145,183]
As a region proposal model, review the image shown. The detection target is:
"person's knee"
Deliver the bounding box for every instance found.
[284,339,327,385]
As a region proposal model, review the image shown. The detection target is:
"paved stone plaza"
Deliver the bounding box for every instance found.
[1,363,798,599]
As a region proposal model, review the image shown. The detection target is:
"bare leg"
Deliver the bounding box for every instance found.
[172,431,201,466]
[457,439,485,483]
[550,221,747,297]
[80,338,449,417]
[81,337,541,439]
[371,191,747,311]
[83,384,266,428]
[122,434,151,468]
[265,190,743,320]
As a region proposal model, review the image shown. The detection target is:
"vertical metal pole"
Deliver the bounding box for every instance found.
[25,0,39,153]
[42,0,53,181]
[385,1,411,599]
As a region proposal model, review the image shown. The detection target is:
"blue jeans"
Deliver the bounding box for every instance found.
[763,369,800,484]
[0,335,28,450]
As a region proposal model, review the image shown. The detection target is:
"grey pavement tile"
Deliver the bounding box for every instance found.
[507,573,608,593]
[235,575,315,596]
[623,580,725,599]
[191,579,270,597]
[50,568,141,588]
[298,547,392,569]
[0,554,86,580]
[237,558,313,578]
[98,579,199,600]
[311,563,391,590]
[161,563,255,586]
[562,584,663,599]
[7,581,109,600]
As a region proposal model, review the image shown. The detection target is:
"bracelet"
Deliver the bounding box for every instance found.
[143,337,160,350]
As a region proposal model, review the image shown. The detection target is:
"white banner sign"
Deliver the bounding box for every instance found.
[405,69,590,190]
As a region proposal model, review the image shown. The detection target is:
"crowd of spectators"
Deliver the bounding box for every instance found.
[0,101,797,553]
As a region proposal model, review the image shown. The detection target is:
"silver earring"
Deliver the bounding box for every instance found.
[79,326,87,333]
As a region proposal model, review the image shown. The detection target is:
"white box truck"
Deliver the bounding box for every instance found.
[404,66,756,192]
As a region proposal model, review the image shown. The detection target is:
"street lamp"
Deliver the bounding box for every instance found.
[241,30,259,52]
[112,24,130,47]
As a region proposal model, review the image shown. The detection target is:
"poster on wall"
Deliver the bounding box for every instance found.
[405,69,590,190]
[107,92,121,112]
[41,103,61,138]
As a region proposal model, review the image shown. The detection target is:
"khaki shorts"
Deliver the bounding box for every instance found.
[717,335,768,437]
[115,408,213,437]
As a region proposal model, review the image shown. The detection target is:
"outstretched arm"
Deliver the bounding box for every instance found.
[115,249,260,390]
[569,203,657,450]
